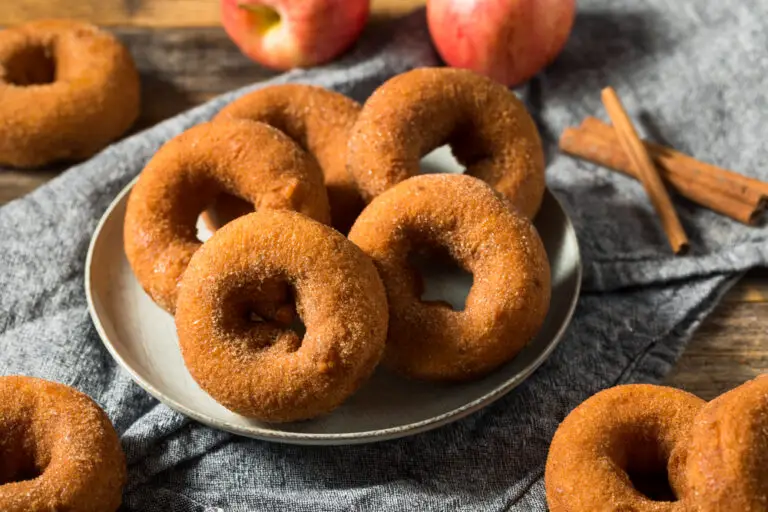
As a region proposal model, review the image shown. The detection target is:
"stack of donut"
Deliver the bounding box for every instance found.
[545,376,768,511]
[124,67,552,422]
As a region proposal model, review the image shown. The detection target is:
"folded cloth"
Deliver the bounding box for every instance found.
[0,1,766,510]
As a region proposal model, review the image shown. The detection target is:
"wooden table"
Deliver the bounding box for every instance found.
[2,0,767,400]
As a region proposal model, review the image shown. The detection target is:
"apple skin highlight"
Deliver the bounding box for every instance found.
[427,0,576,86]
[222,0,370,70]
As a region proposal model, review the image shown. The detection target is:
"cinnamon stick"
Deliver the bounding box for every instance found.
[601,87,689,254]
[559,127,764,225]
[581,117,766,208]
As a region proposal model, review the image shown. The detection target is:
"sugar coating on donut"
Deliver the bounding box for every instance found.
[348,173,550,381]
[545,384,705,512]
[175,210,388,422]
[0,19,140,168]
[684,375,768,511]
[124,119,330,313]
[212,83,364,233]
[347,67,545,219]
[0,376,125,511]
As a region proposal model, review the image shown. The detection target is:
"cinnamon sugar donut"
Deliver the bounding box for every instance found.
[347,174,550,381]
[684,375,768,511]
[0,376,125,511]
[0,19,140,168]
[124,119,330,313]
[545,384,705,512]
[347,67,545,219]
[209,84,364,233]
[175,210,388,422]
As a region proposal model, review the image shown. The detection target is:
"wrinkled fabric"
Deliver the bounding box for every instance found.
[1,2,766,510]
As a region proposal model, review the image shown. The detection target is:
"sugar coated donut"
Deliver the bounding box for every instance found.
[0,19,140,168]
[347,174,550,381]
[124,119,330,313]
[347,67,545,219]
[684,375,768,511]
[175,209,388,422]
[545,384,705,512]
[0,376,125,511]
[210,84,365,233]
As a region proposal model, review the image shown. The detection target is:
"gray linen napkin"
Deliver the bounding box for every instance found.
[1,1,766,510]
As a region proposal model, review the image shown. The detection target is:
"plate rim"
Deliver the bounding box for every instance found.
[85,178,582,446]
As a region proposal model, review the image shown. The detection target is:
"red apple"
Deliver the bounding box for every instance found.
[221,0,370,70]
[427,0,576,86]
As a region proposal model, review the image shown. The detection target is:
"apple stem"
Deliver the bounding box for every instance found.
[237,3,281,34]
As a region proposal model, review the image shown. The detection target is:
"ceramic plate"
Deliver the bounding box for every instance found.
[85,147,582,445]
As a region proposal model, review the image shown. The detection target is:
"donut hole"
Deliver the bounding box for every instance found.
[195,216,213,243]
[0,433,45,485]
[286,315,307,340]
[409,244,473,312]
[419,133,496,179]
[248,303,307,341]
[197,195,254,241]
[0,464,42,486]
[617,429,679,502]
[420,145,465,176]
[3,44,56,86]
[627,468,677,503]
[218,277,305,353]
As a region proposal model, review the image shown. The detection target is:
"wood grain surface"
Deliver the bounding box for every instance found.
[1,0,766,402]
[0,0,426,26]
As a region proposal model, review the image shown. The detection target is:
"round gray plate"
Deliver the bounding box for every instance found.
[85,147,582,445]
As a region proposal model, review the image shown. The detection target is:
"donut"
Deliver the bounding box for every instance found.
[0,19,140,168]
[545,384,705,512]
[0,376,125,511]
[346,67,545,219]
[347,174,550,381]
[175,209,388,422]
[684,375,768,511]
[209,84,365,233]
[124,119,330,313]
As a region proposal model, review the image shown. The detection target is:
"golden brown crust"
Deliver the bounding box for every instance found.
[124,119,330,313]
[545,384,705,512]
[175,210,388,422]
[207,84,364,233]
[347,67,545,219]
[0,19,140,168]
[684,375,768,512]
[0,376,126,512]
[347,174,550,381]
